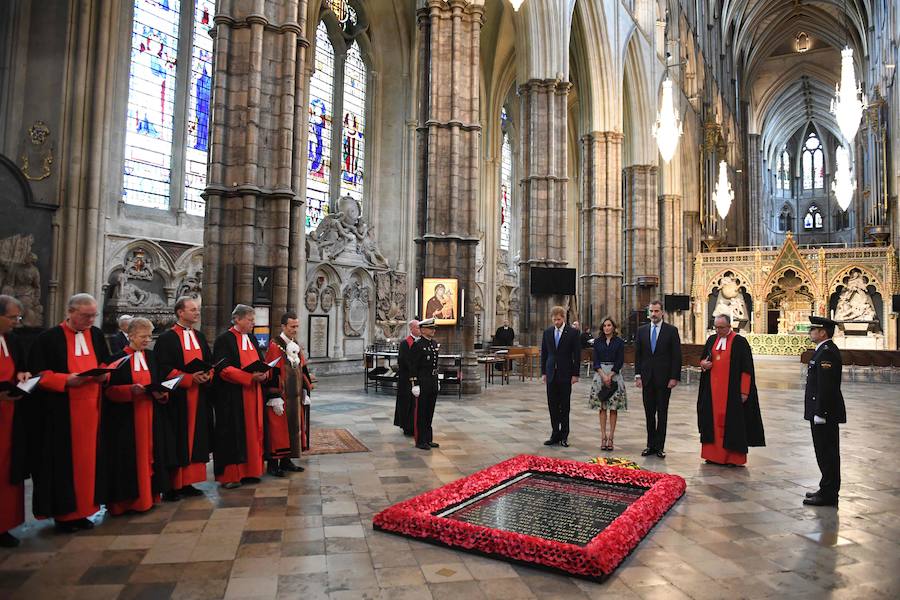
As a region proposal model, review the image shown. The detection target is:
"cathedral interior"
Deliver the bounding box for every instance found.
[2,1,900,598]
[2,0,899,378]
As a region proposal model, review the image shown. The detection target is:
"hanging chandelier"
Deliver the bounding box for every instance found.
[653,77,683,163]
[508,0,525,10]
[833,146,856,211]
[830,47,866,142]
[713,160,733,219]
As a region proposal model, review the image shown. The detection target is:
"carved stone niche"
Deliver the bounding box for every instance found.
[374,270,408,341]
[105,246,171,331]
[343,279,370,338]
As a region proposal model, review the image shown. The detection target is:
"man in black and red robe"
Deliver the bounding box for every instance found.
[154,296,213,500]
[264,312,306,474]
[211,304,279,488]
[0,295,30,547]
[27,293,110,532]
[393,319,419,436]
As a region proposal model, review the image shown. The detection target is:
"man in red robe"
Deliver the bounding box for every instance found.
[211,304,277,489]
[264,312,307,474]
[27,293,110,532]
[155,296,213,500]
[0,295,30,546]
[697,315,765,466]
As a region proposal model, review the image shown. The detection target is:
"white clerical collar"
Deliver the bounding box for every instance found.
[133,350,148,372]
[0,335,7,358]
[74,331,90,357]
[715,335,728,351]
[241,333,252,350]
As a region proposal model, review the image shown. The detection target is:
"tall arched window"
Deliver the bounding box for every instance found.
[778,205,793,232]
[122,0,214,216]
[305,5,369,233]
[499,107,512,251]
[804,204,823,229]
[801,132,824,190]
[777,150,791,192]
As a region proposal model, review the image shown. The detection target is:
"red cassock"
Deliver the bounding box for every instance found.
[168,324,207,488]
[35,323,103,521]
[216,329,265,483]
[701,332,751,466]
[263,343,292,459]
[0,334,24,533]
[105,349,159,514]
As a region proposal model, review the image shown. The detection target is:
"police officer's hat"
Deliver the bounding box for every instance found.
[419,318,438,329]
[809,315,837,335]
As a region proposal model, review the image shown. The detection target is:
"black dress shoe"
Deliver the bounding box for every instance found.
[54,520,79,534]
[222,481,242,489]
[544,439,559,446]
[428,442,440,448]
[804,490,821,498]
[560,440,569,447]
[403,431,414,437]
[266,466,286,478]
[641,448,654,456]
[0,531,19,548]
[803,495,838,507]
[656,450,666,458]
[280,460,304,472]
[416,443,431,450]
[179,485,204,497]
[162,490,181,502]
[241,477,261,484]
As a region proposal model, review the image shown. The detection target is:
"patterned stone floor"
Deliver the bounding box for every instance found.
[1,357,899,599]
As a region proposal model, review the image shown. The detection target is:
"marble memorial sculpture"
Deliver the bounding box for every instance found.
[713,274,749,322]
[833,270,877,322]
[0,234,44,326]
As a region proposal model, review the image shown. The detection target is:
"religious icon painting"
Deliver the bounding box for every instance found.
[373,454,686,581]
[422,278,458,326]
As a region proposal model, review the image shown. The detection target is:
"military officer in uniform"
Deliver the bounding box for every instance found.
[409,318,440,450]
[803,316,846,507]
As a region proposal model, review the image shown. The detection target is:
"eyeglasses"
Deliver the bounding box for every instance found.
[2,314,23,322]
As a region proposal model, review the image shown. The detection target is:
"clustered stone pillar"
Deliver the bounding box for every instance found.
[580,131,624,328]
[747,133,762,247]
[518,79,571,344]
[623,164,659,327]
[414,0,484,393]
[202,3,308,340]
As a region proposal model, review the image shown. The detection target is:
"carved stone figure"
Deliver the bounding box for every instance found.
[309,195,390,268]
[358,224,390,268]
[834,271,877,322]
[177,262,203,298]
[343,280,370,337]
[0,234,44,326]
[713,274,748,321]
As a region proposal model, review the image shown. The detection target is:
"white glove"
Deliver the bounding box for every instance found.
[813,415,826,425]
[411,385,420,397]
[267,398,285,416]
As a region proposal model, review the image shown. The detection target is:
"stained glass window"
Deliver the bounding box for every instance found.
[123,0,181,210]
[499,133,512,251]
[183,0,214,216]
[123,0,215,216]
[306,20,334,232]
[802,133,824,190]
[340,41,366,202]
[305,8,369,234]
[804,204,822,229]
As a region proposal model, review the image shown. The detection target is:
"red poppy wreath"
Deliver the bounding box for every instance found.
[373,454,686,581]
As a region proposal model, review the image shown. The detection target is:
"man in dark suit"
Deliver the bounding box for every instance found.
[108,314,132,355]
[540,306,580,446]
[803,316,846,507]
[634,299,682,458]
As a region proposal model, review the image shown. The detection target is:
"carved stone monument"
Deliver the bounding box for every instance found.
[0,234,44,327]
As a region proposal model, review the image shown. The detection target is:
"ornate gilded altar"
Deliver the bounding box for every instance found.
[691,233,899,351]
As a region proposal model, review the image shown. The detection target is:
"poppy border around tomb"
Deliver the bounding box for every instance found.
[372,454,686,581]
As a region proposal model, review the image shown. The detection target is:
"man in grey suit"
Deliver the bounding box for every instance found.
[634,299,682,458]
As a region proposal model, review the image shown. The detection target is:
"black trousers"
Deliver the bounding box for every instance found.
[414,389,437,445]
[642,383,672,450]
[811,421,841,500]
[394,386,414,434]
[546,378,572,441]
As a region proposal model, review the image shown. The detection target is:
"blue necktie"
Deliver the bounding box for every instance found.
[650,324,658,354]
[555,328,561,348]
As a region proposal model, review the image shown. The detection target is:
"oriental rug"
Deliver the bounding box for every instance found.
[305,428,370,455]
[373,454,685,581]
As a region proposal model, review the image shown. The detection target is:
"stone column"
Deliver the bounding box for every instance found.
[747,134,762,247]
[414,0,484,393]
[623,164,659,327]
[658,193,685,332]
[580,131,624,327]
[518,79,571,344]
[202,3,308,339]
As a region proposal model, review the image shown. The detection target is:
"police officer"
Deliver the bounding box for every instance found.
[803,316,846,507]
[409,318,440,450]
